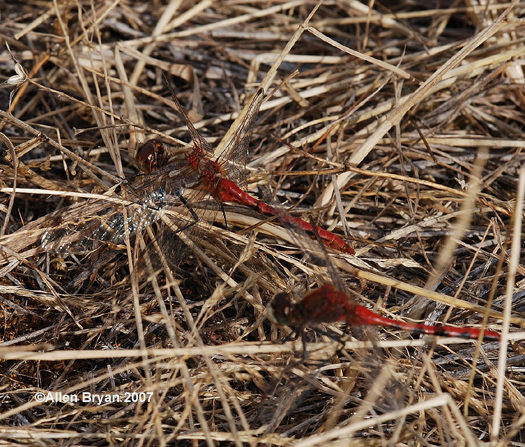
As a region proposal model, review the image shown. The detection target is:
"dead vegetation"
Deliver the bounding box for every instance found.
[0,0,524,445]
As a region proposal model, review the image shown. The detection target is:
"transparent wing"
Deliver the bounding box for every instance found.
[217,89,264,183]
[41,162,199,255]
[42,194,162,254]
[164,74,214,156]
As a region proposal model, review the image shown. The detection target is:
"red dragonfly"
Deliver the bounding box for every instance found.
[267,207,500,342]
[268,284,501,341]
[42,79,354,256]
[135,84,354,254]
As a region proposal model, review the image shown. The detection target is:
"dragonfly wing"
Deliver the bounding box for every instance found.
[217,89,265,182]
[163,75,214,156]
[41,161,200,255]
[41,196,163,254]
[42,201,128,254]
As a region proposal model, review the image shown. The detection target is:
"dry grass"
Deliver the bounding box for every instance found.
[1,0,525,445]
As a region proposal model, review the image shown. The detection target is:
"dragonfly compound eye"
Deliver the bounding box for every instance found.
[268,292,294,326]
[136,139,166,173]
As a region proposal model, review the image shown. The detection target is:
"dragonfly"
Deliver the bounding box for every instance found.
[268,284,501,341]
[42,78,355,256]
[266,207,500,342]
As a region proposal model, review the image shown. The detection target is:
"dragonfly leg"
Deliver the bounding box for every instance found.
[172,188,200,234]
[219,202,229,231]
[301,331,308,360]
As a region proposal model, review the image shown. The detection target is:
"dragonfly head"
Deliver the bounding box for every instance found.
[267,292,294,326]
[136,139,167,173]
